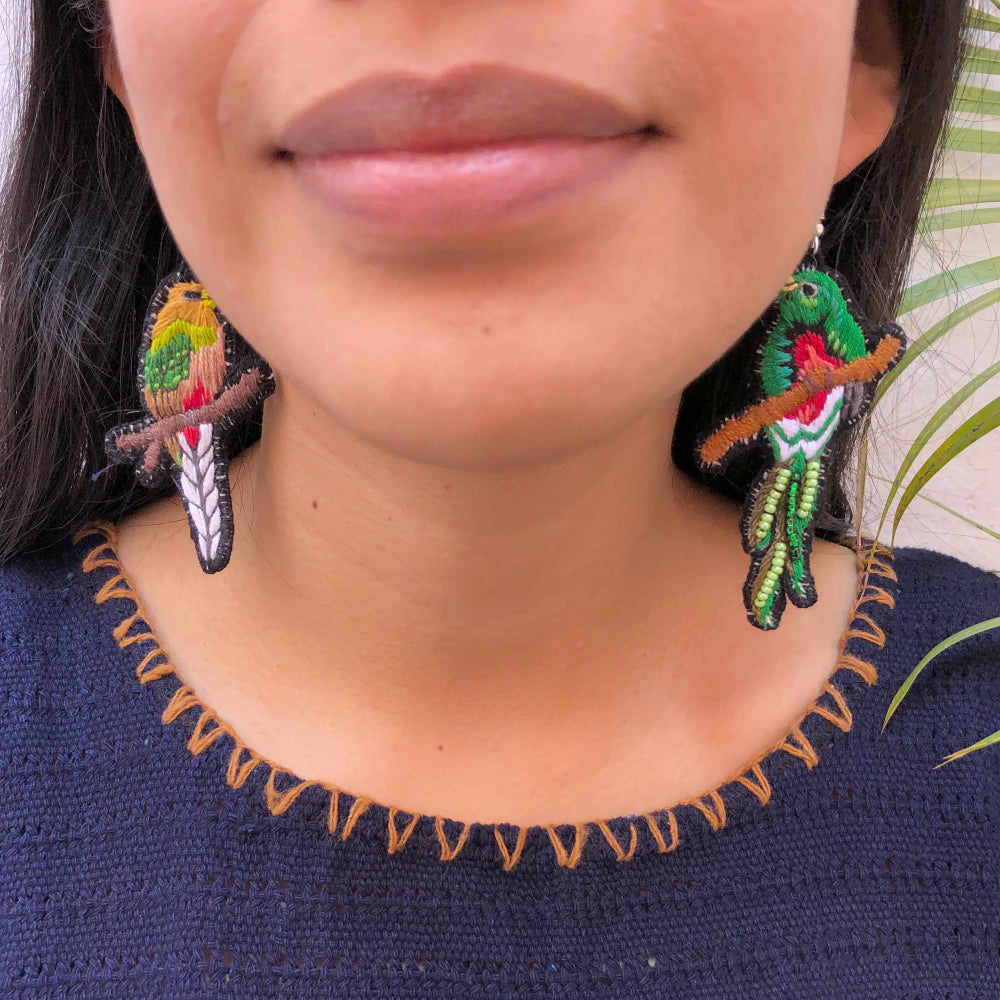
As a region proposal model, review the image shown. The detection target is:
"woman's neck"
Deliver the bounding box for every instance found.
[112,380,861,825]
[230,380,704,689]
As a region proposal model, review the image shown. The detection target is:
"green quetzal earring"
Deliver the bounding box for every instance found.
[697,222,905,631]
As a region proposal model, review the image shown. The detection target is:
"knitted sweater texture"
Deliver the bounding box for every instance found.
[1,520,998,998]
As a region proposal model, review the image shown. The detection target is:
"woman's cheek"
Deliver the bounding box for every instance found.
[106,0,254,256]
[672,4,854,221]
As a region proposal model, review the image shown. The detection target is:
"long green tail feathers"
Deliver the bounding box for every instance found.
[741,455,823,630]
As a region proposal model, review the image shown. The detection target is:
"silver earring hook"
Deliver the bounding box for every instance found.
[809,220,824,257]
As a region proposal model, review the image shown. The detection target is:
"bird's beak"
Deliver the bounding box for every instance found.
[781,276,799,294]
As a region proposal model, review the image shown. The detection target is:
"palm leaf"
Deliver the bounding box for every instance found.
[872,286,1000,406]
[866,472,1000,540]
[918,207,1000,233]
[922,177,1000,210]
[951,84,1000,115]
[862,2,1000,760]
[882,617,1000,731]
[935,726,1000,767]
[943,125,1000,153]
[871,359,1000,546]
[890,395,1000,544]
[967,6,1000,30]
[897,257,1000,315]
[963,41,1000,73]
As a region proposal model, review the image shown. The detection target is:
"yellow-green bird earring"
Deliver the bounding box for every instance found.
[104,262,275,573]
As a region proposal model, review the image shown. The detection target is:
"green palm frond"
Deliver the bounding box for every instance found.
[923,177,1000,208]
[873,286,1000,405]
[918,207,1000,233]
[896,257,1000,314]
[866,472,1000,541]
[967,5,1000,31]
[869,1,1000,757]
[882,617,1000,733]
[870,358,1000,545]
[963,41,1000,72]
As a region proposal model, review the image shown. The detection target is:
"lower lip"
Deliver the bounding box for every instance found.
[289,135,650,234]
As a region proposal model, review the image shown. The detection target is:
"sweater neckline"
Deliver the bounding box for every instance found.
[73,518,898,872]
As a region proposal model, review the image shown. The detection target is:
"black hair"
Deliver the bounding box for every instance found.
[0,0,971,561]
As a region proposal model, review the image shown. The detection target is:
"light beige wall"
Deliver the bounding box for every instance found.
[1,1,27,167]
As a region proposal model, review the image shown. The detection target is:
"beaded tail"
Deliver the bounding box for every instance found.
[742,454,823,630]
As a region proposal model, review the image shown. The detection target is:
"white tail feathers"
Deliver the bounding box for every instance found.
[177,424,222,565]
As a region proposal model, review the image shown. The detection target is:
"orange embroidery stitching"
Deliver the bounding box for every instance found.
[74,519,893,871]
[435,816,471,862]
[643,811,680,854]
[691,790,727,831]
[596,820,640,862]
[494,826,529,871]
[387,808,421,854]
[733,762,772,805]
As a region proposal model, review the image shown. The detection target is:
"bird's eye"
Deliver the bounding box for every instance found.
[181,289,202,301]
[800,282,818,298]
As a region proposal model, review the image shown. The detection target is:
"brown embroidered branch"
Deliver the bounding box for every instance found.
[699,335,903,466]
[111,367,265,473]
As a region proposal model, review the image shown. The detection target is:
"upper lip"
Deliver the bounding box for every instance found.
[275,63,657,156]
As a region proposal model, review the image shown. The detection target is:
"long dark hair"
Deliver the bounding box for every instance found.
[0,0,970,561]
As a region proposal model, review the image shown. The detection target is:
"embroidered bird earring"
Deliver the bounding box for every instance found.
[696,222,905,631]
[104,262,276,573]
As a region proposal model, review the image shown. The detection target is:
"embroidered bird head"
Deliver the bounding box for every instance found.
[776,269,868,364]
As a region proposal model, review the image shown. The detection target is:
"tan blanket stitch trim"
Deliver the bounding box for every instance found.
[644,810,680,855]
[74,520,894,872]
[733,761,772,805]
[494,826,530,870]
[596,819,640,862]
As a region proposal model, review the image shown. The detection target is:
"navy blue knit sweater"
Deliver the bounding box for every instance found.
[1,520,998,998]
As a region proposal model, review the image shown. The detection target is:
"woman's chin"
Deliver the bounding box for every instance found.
[277,396,648,473]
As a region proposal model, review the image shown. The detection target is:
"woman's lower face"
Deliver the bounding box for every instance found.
[103,0,886,471]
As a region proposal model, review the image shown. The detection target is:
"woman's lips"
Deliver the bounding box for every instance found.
[289,133,651,234]
[273,63,662,235]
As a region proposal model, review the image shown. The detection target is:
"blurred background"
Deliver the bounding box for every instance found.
[1,0,998,570]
